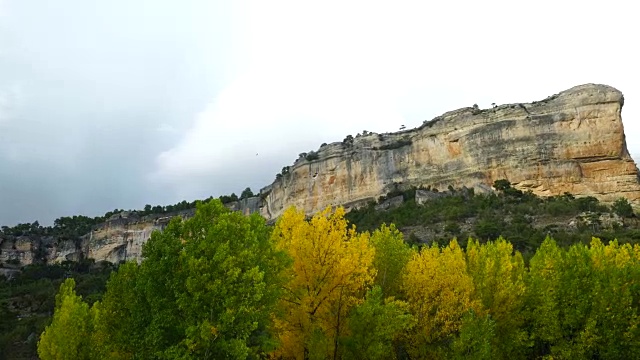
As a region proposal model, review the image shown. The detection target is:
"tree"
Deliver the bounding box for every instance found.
[402,239,479,359]
[369,224,412,299]
[451,310,496,360]
[92,200,286,359]
[612,197,634,218]
[525,237,564,358]
[240,187,254,200]
[271,206,375,359]
[579,239,640,358]
[91,262,145,359]
[342,286,414,360]
[466,238,528,358]
[493,179,511,191]
[38,278,92,360]
[173,200,286,358]
[526,237,640,359]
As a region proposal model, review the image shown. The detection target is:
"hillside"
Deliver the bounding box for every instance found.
[1,186,639,358]
[1,83,639,268]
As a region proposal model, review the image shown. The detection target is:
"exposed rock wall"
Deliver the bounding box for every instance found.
[2,83,638,266]
[253,84,640,221]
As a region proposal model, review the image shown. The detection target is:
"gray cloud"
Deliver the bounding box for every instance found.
[0,0,238,225]
[1,0,639,227]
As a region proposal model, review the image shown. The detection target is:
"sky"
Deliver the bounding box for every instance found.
[0,0,638,226]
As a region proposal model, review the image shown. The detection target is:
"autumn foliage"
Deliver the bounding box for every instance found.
[271,207,375,359]
[38,201,640,359]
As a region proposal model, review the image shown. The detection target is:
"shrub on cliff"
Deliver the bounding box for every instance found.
[305,151,319,161]
[613,197,634,218]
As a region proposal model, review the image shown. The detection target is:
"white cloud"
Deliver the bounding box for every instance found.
[154,0,640,193]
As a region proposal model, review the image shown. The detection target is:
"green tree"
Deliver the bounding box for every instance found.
[525,237,640,358]
[582,239,640,358]
[98,200,285,359]
[342,286,414,360]
[173,200,286,358]
[240,187,254,200]
[451,310,496,360]
[612,197,634,218]
[38,278,92,360]
[466,238,528,358]
[525,237,563,358]
[369,224,412,299]
[91,262,145,359]
[493,179,511,191]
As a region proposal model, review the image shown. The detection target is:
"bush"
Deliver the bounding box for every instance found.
[612,198,634,218]
[305,151,319,161]
[374,139,412,151]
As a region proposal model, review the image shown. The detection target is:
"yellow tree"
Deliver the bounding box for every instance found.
[465,237,527,358]
[402,239,479,359]
[271,206,375,360]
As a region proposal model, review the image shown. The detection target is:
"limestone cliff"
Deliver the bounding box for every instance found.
[2,83,638,266]
[252,83,640,220]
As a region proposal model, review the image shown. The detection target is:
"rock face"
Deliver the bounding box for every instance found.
[2,83,639,266]
[78,210,195,264]
[253,83,640,221]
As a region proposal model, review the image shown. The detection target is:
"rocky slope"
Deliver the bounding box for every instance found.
[2,83,639,266]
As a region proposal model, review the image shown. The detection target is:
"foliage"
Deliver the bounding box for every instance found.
[613,197,635,218]
[95,199,286,359]
[91,262,142,359]
[346,181,640,258]
[526,237,640,359]
[271,206,375,359]
[342,135,354,145]
[369,224,412,298]
[7,185,640,359]
[240,187,254,200]
[466,238,528,358]
[37,279,92,360]
[373,138,412,151]
[218,193,239,204]
[305,151,319,161]
[342,286,414,360]
[451,310,496,360]
[0,261,112,358]
[402,239,479,358]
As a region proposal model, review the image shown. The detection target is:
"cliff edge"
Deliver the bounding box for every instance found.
[252,84,639,221]
[2,83,638,266]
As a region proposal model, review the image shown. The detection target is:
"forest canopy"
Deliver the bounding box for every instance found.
[34,199,640,359]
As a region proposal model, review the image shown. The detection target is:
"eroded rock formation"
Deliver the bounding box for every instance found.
[2,83,638,266]
[253,84,640,221]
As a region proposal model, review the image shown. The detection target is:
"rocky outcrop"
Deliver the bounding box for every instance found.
[249,84,640,221]
[2,83,638,266]
[78,210,195,264]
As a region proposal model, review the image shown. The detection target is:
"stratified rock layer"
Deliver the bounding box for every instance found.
[256,84,639,220]
[2,83,638,266]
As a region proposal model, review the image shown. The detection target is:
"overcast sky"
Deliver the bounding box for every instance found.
[0,0,638,226]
